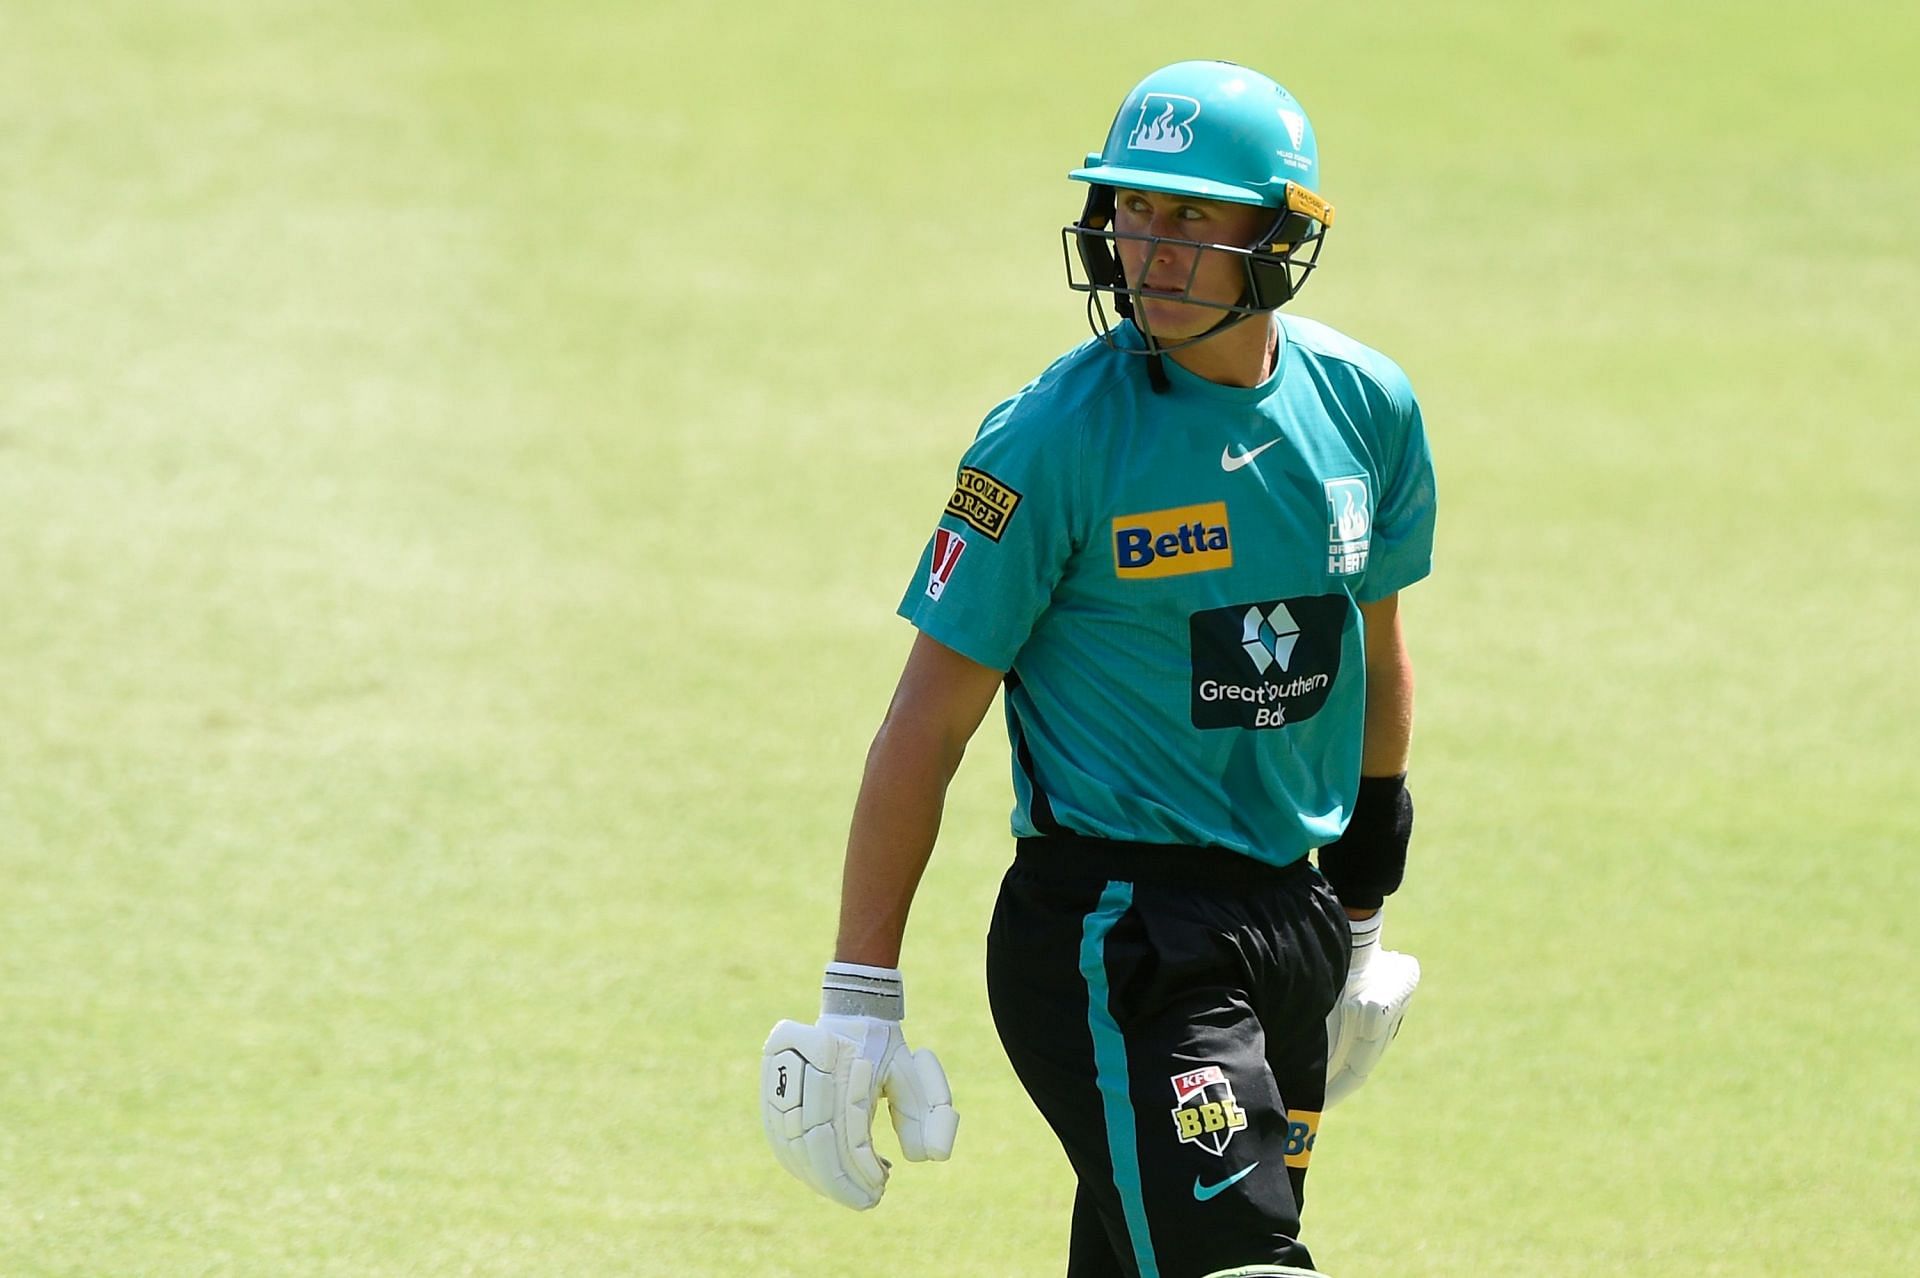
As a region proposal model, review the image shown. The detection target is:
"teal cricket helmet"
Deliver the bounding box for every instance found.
[1062,61,1336,369]
[1071,59,1326,210]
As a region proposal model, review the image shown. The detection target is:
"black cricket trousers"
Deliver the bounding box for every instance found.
[986,835,1350,1278]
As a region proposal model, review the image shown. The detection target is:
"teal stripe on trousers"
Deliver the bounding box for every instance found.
[1079,880,1158,1278]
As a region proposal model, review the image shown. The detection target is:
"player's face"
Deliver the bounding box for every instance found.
[1111,189,1269,341]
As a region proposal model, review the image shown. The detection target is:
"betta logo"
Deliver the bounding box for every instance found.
[1127,94,1202,154]
[1282,1108,1321,1170]
[1113,501,1232,579]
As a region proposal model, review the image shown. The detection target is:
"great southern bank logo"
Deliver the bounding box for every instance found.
[1127,94,1201,153]
[1240,603,1300,675]
[1187,594,1348,731]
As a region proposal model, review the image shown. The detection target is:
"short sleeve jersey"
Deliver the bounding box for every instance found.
[898,316,1437,865]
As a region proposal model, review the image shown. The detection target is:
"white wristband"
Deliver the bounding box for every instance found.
[822,961,905,1021]
[1346,910,1383,976]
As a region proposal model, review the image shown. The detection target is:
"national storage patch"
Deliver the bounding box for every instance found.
[1113,501,1233,579]
[945,467,1022,540]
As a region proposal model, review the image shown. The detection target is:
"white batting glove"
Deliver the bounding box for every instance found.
[1324,912,1421,1107]
[760,963,957,1210]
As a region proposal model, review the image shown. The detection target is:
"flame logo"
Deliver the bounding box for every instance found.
[1325,477,1371,544]
[1335,490,1368,542]
[1127,93,1201,154]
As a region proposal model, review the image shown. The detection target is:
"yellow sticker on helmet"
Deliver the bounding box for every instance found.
[1285,185,1335,227]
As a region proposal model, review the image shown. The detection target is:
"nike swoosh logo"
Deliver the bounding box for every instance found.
[1193,1162,1259,1201]
[1221,441,1279,471]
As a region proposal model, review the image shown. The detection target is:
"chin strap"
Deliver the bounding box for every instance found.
[1133,302,1175,394]
[1135,301,1266,394]
[1145,351,1171,393]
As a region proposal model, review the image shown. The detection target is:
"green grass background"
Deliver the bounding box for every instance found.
[4,2,1915,1274]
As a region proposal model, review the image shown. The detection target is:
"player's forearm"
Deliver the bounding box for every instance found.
[1358,596,1414,776]
[1360,644,1413,776]
[1346,597,1414,920]
[832,714,968,968]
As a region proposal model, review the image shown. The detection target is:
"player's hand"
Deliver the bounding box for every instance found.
[760,964,957,1210]
[1324,913,1420,1107]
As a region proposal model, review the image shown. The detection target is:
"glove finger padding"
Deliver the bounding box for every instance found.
[1323,950,1421,1107]
[1323,1005,1354,1083]
[881,1046,958,1163]
[761,1019,890,1209]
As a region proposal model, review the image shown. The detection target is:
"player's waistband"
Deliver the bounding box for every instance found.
[1015,833,1315,886]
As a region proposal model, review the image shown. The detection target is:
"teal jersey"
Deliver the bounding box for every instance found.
[898,316,1437,865]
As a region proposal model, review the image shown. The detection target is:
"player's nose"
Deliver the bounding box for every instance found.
[1144,234,1194,284]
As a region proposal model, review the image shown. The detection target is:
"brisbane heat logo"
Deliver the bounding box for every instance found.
[1127,93,1202,154]
[1324,476,1371,575]
[1169,1065,1247,1156]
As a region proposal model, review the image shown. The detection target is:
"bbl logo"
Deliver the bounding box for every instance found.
[1128,93,1202,154]
[1169,1065,1247,1156]
[1188,594,1348,730]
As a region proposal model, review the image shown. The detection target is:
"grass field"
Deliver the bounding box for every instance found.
[4,2,1916,1274]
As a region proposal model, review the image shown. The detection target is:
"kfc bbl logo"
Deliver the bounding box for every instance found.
[1169,1065,1248,1156]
